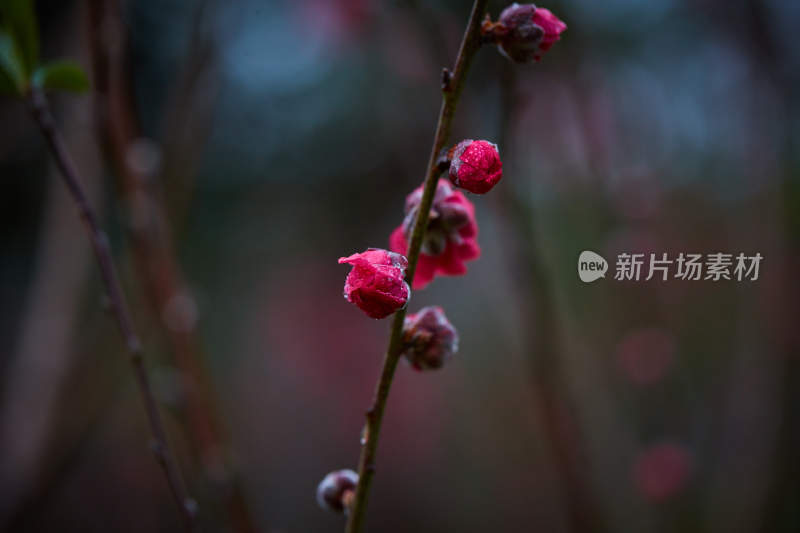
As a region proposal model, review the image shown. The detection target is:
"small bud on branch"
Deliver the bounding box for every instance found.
[482,3,567,63]
[401,306,459,370]
[317,470,359,513]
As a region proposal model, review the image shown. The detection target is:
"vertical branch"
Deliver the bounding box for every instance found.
[26,88,196,529]
[345,1,488,531]
[86,2,257,532]
[496,64,605,532]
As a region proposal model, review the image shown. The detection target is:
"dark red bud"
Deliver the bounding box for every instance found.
[401,306,459,371]
[489,3,567,63]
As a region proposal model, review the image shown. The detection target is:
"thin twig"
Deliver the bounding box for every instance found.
[345,1,488,531]
[26,88,197,530]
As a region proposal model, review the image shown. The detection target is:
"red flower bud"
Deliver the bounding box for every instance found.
[339,248,410,319]
[401,306,459,371]
[389,180,480,290]
[448,139,503,194]
[492,3,567,63]
[316,469,358,513]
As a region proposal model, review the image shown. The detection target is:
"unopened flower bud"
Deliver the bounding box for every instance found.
[401,306,459,370]
[448,139,503,194]
[390,180,480,289]
[339,248,411,319]
[487,3,567,63]
[317,469,358,513]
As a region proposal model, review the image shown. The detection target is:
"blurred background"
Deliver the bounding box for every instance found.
[1,0,799,531]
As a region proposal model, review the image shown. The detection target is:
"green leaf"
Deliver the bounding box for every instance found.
[0,0,39,76]
[33,60,89,92]
[0,30,25,93]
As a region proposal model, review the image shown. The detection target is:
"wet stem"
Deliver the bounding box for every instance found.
[26,88,197,530]
[344,1,489,531]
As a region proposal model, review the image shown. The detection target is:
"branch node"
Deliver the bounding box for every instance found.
[441,68,452,92]
[128,337,144,356]
[184,498,200,518]
[150,439,166,460]
[436,154,451,173]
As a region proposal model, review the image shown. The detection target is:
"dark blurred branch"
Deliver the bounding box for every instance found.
[86,2,257,532]
[26,88,197,529]
[495,65,606,533]
[345,1,488,531]
[505,190,605,533]
[156,0,218,229]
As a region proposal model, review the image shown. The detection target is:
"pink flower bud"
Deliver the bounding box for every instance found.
[401,306,459,370]
[448,140,503,194]
[316,469,358,513]
[633,442,691,503]
[492,4,567,63]
[389,180,480,290]
[339,248,410,319]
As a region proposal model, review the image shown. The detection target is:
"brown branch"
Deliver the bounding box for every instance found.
[344,1,489,531]
[26,88,197,529]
